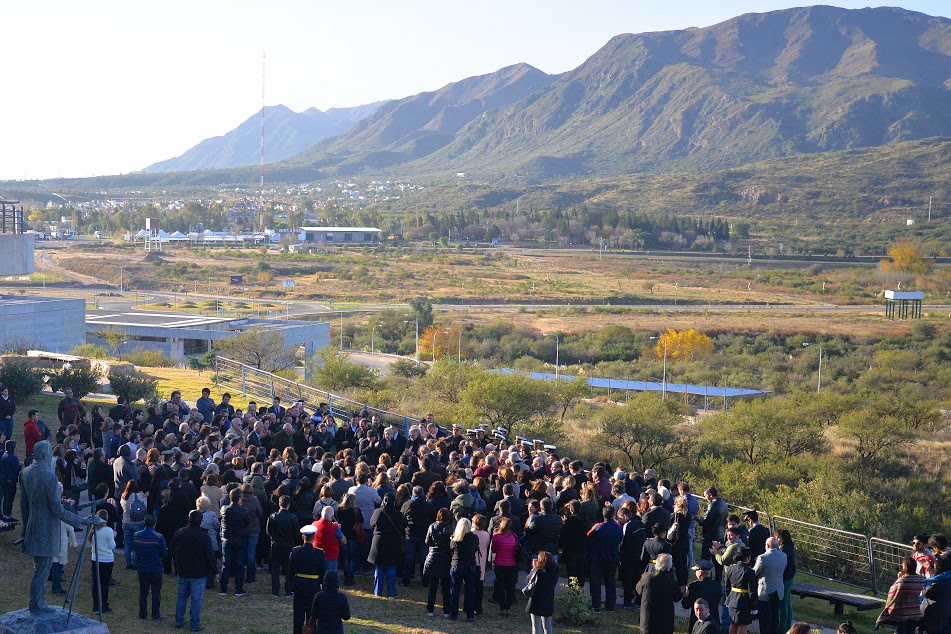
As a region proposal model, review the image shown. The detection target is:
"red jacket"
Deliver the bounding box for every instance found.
[24,420,42,456]
[312,518,343,561]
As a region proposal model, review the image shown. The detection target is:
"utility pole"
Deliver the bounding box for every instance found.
[929,196,933,222]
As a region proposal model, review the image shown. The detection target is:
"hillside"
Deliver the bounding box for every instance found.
[142,102,383,173]
[290,5,951,180]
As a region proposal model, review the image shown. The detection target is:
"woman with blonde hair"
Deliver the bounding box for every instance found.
[671,495,693,589]
[449,517,480,622]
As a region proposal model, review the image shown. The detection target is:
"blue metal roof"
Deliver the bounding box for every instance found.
[496,369,769,398]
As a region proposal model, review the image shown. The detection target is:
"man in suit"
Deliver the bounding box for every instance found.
[388,422,407,456]
[691,598,720,634]
[642,492,673,535]
[744,511,770,562]
[494,483,524,521]
[753,537,787,634]
[699,487,728,582]
[266,397,286,421]
[682,560,723,631]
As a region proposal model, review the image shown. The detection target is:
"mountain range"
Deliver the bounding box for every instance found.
[142,102,384,173]
[142,5,951,183]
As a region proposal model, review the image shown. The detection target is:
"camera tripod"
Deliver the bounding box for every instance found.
[62,494,104,627]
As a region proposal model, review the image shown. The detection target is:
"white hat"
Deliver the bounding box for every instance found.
[300,525,317,535]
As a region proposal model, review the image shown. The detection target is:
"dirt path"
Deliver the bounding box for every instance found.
[36,250,111,285]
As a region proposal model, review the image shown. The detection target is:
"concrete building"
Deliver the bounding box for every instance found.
[0,295,86,353]
[0,199,34,276]
[85,312,330,376]
[298,227,381,244]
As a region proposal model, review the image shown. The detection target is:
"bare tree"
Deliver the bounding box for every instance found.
[98,326,129,361]
[216,327,296,373]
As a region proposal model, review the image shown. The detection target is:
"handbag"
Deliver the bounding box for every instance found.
[666,519,679,544]
[353,508,368,544]
[522,569,538,598]
[301,617,316,634]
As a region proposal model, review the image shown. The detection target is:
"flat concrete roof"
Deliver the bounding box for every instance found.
[86,311,233,328]
[1,295,82,306]
[85,312,326,339]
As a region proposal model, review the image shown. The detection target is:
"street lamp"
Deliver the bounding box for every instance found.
[456,328,462,363]
[404,317,419,366]
[543,333,560,380]
[803,342,822,392]
[650,335,668,400]
[339,311,345,351]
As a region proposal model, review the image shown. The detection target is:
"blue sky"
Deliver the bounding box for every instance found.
[4,1,951,181]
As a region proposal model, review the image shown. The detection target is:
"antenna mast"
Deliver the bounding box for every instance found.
[260,50,266,232]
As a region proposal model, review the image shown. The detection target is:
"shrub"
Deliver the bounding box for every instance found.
[69,343,110,359]
[0,362,45,400]
[124,346,178,368]
[389,359,427,378]
[108,371,159,404]
[555,579,596,626]
[48,365,103,399]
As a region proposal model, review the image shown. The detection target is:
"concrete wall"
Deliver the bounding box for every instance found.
[0,296,85,353]
[0,234,35,275]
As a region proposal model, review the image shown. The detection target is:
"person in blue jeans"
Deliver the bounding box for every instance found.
[449,518,480,622]
[132,515,168,620]
[219,488,251,596]
[172,510,218,632]
[120,481,147,569]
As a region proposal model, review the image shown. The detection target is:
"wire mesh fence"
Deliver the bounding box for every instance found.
[214,356,419,433]
[772,515,874,591]
[870,537,911,595]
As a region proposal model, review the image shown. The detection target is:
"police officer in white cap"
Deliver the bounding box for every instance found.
[288,524,327,634]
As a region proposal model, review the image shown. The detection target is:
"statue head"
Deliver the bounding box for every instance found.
[33,440,52,466]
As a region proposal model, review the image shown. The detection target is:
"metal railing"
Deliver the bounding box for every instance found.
[870,537,910,595]
[214,356,420,433]
[771,515,875,592]
[0,199,24,234]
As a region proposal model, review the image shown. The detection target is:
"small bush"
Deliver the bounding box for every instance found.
[389,359,427,378]
[124,346,178,368]
[70,343,110,359]
[48,365,103,399]
[555,579,597,626]
[108,371,159,404]
[0,362,45,400]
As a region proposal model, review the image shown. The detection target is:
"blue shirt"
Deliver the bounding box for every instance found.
[587,520,623,566]
[132,527,168,574]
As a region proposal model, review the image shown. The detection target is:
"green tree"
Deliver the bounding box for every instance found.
[48,365,102,400]
[307,347,379,391]
[461,373,554,434]
[549,376,590,422]
[596,393,688,472]
[217,328,296,373]
[98,325,129,360]
[407,298,434,329]
[108,371,159,405]
[839,410,914,463]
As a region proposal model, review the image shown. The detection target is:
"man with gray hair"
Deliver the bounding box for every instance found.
[400,485,434,587]
[636,552,684,634]
[21,440,103,613]
[753,537,787,634]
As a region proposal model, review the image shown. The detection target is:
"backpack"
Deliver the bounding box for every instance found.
[129,494,147,523]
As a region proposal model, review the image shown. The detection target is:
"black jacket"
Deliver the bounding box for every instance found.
[699,497,728,544]
[172,523,218,579]
[683,578,723,632]
[642,505,673,535]
[288,543,327,594]
[423,521,453,578]
[310,571,351,634]
[221,502,251,542]
[636,570,684,634]
[748,523,770,562]
[267,508,300,548]
[401,497,435,540]
[642,536,673,568]
[368,506,407,567]
[691,615,721,634]
[620,517,647,564]
[525,512,563,555]
[559,514,587,555]
[450,532,480,568]
[920,574,951,634]
[525,564,559,617]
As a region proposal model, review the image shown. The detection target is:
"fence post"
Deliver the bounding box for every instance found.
[403,416,410,436]
[214,356,219,387]
[868,538,878,595]
[242,366,247,397]
[270,377,275,400]
[328,394,333,418]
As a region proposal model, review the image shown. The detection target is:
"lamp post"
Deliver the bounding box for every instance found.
[432,328,438,362]
[650,335,668,400]
[405,317,419,366]
[118,266,124,294]
[803,342,822,392]
[456,329,462,363]
[544,333,560,380]
[339,311,344,351]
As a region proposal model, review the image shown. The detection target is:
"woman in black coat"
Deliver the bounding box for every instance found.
[636,553,684,634]
[671,495,693,588]
[368,492,407,598]
[423,507,454,617]
[309,570,351,634]
[525,550,559,634]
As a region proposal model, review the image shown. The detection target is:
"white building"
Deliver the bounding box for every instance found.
[298,227,382,244]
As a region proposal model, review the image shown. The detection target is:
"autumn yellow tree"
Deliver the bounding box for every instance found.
[655,328,714,361]
[419,325,464,361]
[880,242,933,274]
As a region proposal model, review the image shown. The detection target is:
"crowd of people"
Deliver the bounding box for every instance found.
[0,382,948,634]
